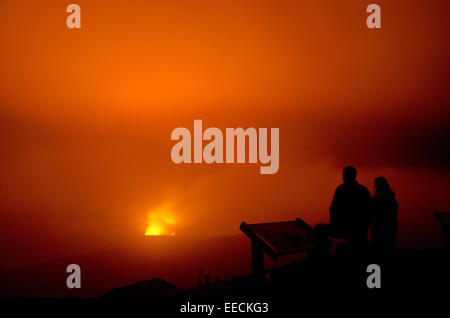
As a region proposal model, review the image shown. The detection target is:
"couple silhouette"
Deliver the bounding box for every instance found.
[314,166,398,255]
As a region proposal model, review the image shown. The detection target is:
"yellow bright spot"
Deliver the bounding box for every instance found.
[145,204,177,236]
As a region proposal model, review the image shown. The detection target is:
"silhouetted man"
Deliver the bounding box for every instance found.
[315,166,372,248]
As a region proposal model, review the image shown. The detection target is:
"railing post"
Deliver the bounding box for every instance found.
[251,239,264,280]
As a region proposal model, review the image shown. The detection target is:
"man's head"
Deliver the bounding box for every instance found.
[343,166,357,183]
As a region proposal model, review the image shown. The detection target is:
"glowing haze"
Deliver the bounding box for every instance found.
[0,0,449,269]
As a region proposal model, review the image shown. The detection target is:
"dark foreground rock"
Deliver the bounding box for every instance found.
[101,248,449,300]
[101,278,182,298]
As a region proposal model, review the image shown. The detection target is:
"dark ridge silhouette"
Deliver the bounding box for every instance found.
[100,248,449,300]
[101,278,181,298]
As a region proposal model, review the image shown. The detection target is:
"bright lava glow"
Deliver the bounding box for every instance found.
[145,204,177,236]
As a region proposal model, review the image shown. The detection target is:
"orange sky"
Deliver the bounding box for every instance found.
[0,0,449,268]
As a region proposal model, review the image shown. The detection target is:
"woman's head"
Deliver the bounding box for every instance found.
[374,177,394,196]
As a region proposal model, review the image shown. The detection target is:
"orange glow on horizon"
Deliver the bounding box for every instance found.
[145,204,177,236]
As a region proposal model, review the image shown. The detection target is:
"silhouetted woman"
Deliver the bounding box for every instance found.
[372,177,398,253]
